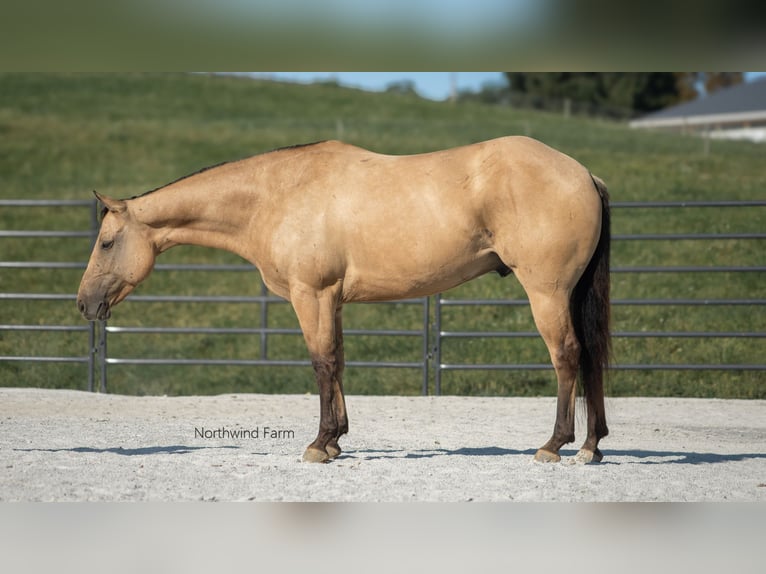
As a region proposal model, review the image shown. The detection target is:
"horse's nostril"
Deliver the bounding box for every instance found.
[96,300,111,320]
[77,299,86,315]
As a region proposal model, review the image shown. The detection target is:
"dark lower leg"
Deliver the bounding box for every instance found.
[325,378,347,457]
[325,308,347,458]
[535,375,577,461]
[534,327,580,462]
[577,382,608,462]
[304,355,339,462]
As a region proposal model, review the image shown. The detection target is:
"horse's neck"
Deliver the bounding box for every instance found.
[131,181,254,257]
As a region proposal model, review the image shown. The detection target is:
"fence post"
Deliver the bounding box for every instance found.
[86,196,101,392]
[433,294,443,396]
[87,321,96,392]
[260,279,269,360]
[421,296,430,395]
[98,320,107,393]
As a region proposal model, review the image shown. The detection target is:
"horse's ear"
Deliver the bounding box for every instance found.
[93,191,126,214]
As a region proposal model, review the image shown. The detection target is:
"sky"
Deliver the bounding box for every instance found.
[255,72,506,101]
[253,72,764,102]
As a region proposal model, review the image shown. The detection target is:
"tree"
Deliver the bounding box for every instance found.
[630,73,688,112]
[674,73,700,102]
[504,72,701,117]
[672,72,743,100]
[385,79,418,96]
[704,72,744,93]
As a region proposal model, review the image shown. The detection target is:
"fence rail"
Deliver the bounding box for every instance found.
[1,198,764,394]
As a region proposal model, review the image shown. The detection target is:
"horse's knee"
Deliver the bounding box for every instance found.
[311,353,338,380]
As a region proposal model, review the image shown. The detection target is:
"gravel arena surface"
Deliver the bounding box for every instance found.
[1,388,764,502]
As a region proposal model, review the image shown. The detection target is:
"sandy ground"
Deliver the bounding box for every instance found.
[0,388,764,501]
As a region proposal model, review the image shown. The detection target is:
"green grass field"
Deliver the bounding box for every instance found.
[1,73,763,397]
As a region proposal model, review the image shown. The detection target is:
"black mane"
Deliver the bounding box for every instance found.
[129,140,328,200]
[129,161,230,200]
[271,140,327,153]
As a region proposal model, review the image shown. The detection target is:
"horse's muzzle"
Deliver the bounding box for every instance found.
[77,297,111,321]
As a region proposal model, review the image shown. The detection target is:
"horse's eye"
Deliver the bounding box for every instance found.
[101,239,115,250]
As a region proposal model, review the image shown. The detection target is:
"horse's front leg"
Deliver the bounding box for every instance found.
[324,304,348,459]
[290,281,345,463]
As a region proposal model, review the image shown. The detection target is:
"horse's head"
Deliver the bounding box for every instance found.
[77,192,157,321]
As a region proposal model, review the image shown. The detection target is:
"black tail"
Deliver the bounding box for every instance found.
[570,174,611,438]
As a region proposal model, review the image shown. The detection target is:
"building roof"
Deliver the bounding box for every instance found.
[630,77,766,129]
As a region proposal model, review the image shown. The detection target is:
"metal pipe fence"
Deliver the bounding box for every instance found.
[1,198,764,394]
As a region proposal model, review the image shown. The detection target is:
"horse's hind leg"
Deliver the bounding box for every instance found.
[525,288,580,463]
[291,282,346,463]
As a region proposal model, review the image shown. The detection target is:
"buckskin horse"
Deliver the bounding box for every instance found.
[77,137,611,464]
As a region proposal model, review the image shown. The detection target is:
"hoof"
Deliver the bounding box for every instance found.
[325,440,341,459]
[302,447,330,463]
[574,448,603,464]
[534,449,561,463]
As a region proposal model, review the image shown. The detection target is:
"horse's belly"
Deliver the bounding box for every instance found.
[341,249,503,302]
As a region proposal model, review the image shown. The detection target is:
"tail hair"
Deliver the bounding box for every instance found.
[570,174,611,437]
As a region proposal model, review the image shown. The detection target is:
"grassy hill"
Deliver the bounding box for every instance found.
[1,73,763,397]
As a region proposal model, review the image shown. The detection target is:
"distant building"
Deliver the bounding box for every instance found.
[630,77,766,143]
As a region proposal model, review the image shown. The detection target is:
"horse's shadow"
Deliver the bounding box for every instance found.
[343,446,766,465]
[599,449,766,465]
[345,447,535,461]
[15,445,765,465]
[13,445,240,456]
